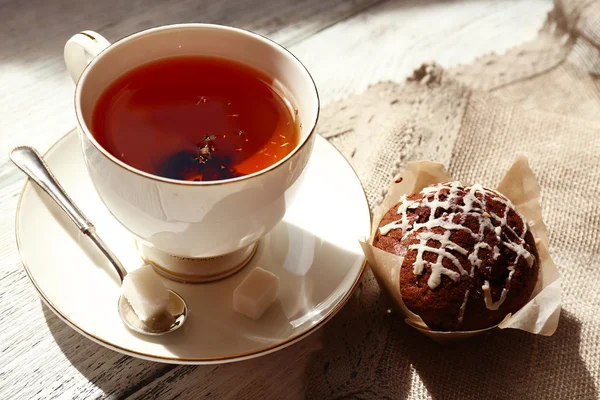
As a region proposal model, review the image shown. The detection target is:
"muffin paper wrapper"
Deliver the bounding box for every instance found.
[359,156,561,343]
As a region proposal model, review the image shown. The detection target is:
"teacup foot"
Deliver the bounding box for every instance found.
[137,242,258,283]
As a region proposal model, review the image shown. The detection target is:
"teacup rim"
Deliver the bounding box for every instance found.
[74,23,320,186]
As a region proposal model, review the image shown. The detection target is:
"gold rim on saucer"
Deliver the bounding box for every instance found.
[15,129,371,364]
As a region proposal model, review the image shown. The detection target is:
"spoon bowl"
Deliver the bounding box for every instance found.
[10,145,188,336]
[119,290,187,335]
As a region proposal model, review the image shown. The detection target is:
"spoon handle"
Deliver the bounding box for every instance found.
[10,146,128,281]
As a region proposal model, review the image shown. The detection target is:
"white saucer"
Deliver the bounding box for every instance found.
[15,129,370,364]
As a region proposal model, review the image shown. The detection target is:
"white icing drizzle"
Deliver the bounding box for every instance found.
[492,245,501,260]
[378,195,416,235]
[458,289,471,324]
[379,181,535,322]
[482,268,515,311]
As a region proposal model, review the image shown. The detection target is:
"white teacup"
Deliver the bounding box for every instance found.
[64,24,319,282]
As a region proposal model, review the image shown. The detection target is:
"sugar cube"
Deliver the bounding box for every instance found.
[233,267,280,320]
[122,265,170,322]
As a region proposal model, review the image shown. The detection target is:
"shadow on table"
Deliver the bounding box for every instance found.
[403,309,597,399]
[304,269,412,399]
[41,302,174,398]
[42,299,323,399]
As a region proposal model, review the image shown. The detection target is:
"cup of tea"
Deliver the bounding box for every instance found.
[64,24,319,282]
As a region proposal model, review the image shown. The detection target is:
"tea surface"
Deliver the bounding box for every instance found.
[92,56,297,181]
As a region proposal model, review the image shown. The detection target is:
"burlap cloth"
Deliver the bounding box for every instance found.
[304,0,600,398]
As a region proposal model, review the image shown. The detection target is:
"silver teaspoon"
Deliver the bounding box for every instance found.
[10,146,188,336]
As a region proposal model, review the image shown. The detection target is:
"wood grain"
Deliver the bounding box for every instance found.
[291,0,552,104]
[0,0,551,398]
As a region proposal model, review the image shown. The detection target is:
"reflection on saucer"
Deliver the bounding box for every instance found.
[282,222,320,276]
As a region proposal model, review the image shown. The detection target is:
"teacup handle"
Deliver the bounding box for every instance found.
[64,31,111,83]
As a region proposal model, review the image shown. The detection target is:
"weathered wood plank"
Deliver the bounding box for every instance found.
[292,0,552,104]
[125,335,322,400]
[0,0,381,399]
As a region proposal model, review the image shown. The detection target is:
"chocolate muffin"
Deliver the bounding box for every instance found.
[373,181,539,331]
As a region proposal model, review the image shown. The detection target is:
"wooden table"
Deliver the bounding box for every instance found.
[0,0,551,398]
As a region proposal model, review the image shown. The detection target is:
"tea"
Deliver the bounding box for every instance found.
[92,56,298,181]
